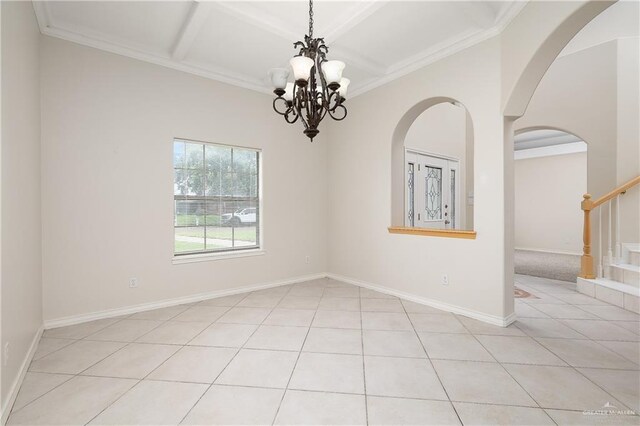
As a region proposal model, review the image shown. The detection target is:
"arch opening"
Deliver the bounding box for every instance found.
[513,128,588,281]
[391,97,475,231]
[502,0,631,319]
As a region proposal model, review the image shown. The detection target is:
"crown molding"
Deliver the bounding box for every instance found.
[349,27,497,97]
[514,141,587,160]
[349,1,528,98]
[33,3,272,96]
[32,0,528,99]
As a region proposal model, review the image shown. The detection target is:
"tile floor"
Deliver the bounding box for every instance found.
[7,275,640,425]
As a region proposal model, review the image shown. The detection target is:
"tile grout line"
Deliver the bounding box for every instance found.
[458,320,558,425]
[358,287,369,425]
[9,277,640,424]
[177,285,294,425]
[8,316,135,418]
[81,295,253,426]
[401,299,465,425]
[513,278,640,415]
[268,283,324,426]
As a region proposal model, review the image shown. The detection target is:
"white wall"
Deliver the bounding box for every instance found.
[561,0,639,56]
[1,1,42,418]
[405,102,467,159]
[515,152,587,254]
[40,37,328,322]
[616,37,640,244]
[326,37,511,322]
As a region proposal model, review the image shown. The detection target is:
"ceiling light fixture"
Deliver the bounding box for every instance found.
[269,0,349,142]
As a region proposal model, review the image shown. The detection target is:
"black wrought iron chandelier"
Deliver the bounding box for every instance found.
[269,0,349,141]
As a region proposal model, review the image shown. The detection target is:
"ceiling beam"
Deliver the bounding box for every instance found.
[171,1,213,61]
[210,2,385,77]
[32,1,53,33]
[210,2,297,41]
[330,45,386,76]
[324,1,389,43]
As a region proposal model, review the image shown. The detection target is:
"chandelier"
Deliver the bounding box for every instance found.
[268,0,349,141]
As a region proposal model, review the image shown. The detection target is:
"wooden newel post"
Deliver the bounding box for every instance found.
[580,194,595,279]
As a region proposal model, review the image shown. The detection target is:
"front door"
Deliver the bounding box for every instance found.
[406,151,459,229]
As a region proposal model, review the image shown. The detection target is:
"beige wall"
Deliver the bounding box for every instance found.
[326,37,512,321]
[515,152,587,254]
[515,41,617,199]
[1,1,42,416]
[40,37,328,322]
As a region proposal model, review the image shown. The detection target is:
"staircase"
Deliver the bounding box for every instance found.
[576,176,640,313]
[609,244,640,285]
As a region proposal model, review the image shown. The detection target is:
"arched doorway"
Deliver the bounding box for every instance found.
[513,128,587,282]
[501,0,616,316]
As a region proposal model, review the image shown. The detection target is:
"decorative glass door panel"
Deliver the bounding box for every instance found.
[425,166,443,220]
[406,151,460,230]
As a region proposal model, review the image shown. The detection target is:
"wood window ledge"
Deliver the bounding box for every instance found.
[388,226,477,239]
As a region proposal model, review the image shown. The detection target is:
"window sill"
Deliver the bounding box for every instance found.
[172,249,265,264]
[388,226,476,239]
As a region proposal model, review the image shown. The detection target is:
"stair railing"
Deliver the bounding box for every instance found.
[580,175,640,279]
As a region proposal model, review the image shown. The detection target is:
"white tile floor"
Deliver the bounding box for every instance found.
[7,275,640,425]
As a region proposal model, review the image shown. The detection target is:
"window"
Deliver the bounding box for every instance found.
[173,139,260,256]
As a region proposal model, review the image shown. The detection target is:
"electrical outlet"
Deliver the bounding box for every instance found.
[441,274,449,286]
[305,256,310,264]
[3,342,9,366]
[129,278,138,288]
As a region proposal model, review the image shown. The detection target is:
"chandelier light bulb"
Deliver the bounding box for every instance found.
[338,78,351,99]
[321,60,345,85]
[283,82,294,102]
[268,68,290,89]
[289,56,315,83]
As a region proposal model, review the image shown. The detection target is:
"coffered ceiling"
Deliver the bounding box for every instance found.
[32,1,526,97]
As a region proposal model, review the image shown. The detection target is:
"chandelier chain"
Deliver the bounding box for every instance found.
[308,0,314,37]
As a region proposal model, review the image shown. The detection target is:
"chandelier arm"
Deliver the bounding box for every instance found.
[293,84,311,130]
[272,98,291,116]
[327,104,347,121]
[284,108,299,124]
[325,90,342,112]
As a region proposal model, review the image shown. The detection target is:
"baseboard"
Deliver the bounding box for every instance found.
[44,270,516,330]
[327,273,516,327]
[515,247,581,256]
[1,325,44,425]
[44,272,326,330]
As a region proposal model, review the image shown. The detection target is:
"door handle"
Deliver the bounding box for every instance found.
[445,220,450,225]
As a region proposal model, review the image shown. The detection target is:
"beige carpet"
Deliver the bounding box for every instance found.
[514,249,580,283]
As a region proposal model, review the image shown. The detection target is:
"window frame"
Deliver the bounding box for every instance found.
[172,137,264,261]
